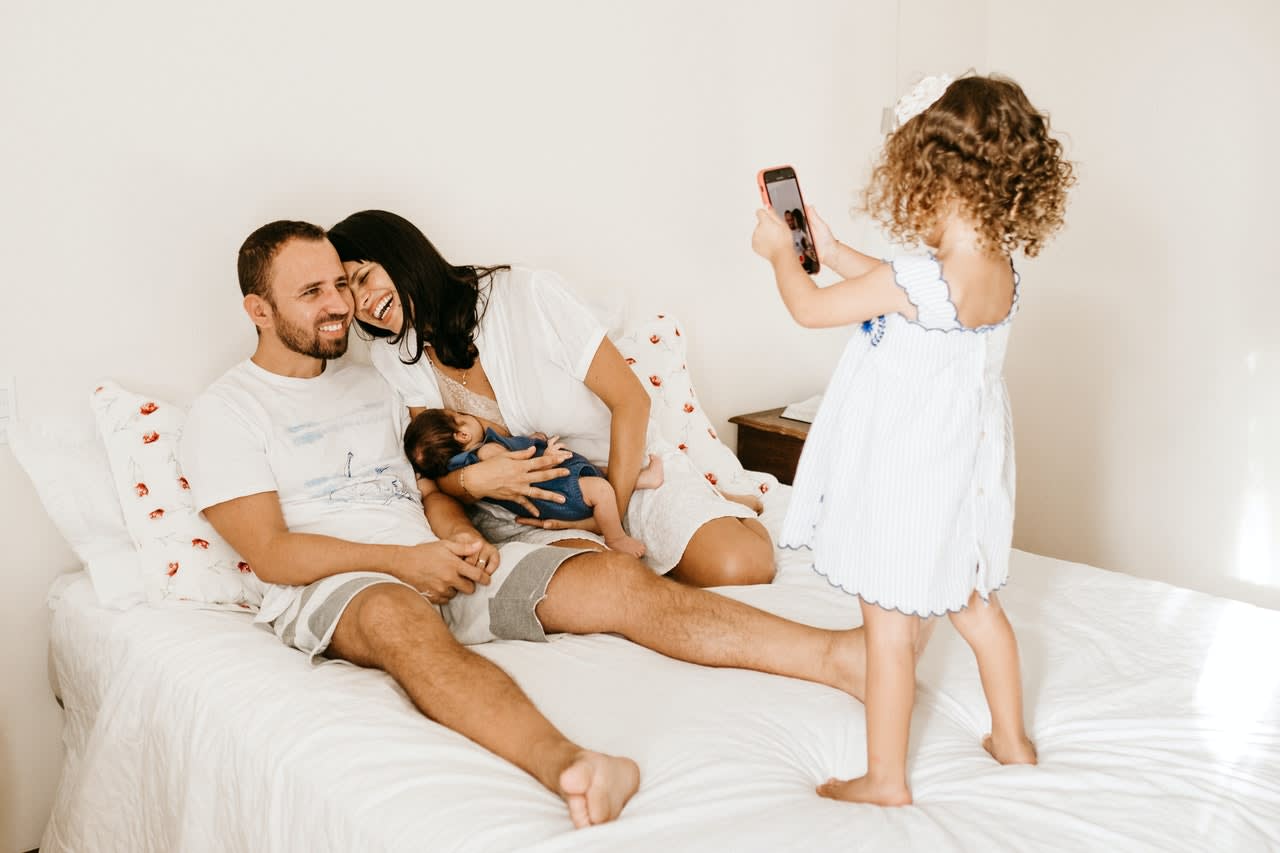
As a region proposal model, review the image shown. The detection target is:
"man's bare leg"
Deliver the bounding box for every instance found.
[328,583,639,827]
[536,551,866,699]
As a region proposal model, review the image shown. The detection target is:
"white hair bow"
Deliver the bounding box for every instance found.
[893,73,955,128]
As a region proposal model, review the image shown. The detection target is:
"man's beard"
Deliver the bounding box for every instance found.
[274,312,350,359]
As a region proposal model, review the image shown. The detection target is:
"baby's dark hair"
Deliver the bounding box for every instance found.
[864,74,1075,257]
[404,409,465,479]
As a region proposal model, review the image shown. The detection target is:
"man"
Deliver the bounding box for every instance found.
[180,220,869,830]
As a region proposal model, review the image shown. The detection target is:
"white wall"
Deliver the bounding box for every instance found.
[0,1,897,846]
[986,0,1280,607]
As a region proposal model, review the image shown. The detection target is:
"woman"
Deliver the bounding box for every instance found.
[327,210,774,587]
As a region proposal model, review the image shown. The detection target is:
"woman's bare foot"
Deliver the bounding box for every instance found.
[817,774,912,806]
[635,453,665,490]
[719,490,764,514]
[559,751,641,828]
[605,534,646,558]
[983,733,1038,765]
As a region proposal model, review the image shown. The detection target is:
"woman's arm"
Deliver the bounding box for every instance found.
[582,337,650,521]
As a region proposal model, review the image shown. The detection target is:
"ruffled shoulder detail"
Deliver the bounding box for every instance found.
[891,255,960,331]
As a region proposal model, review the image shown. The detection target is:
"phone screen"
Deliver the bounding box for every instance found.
[763,171,820,274]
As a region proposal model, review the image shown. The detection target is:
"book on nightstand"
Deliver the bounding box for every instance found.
[779,394,822,424]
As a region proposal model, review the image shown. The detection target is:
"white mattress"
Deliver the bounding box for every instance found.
[41,489,1280,852]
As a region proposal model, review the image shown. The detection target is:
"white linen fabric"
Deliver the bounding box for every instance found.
[41,486,1280,853]
[368,268,753,572]
[782,254,1018,616]
[180,360,424,623]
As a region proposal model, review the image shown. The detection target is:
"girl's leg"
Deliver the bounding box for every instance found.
[818,600,918,806]
[579,477,646,558]
[947,590,1037,765]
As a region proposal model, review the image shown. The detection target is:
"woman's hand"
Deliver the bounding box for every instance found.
[752,208,799,265]
[515,515,603,534]
[804,205,840,266]
[465,445,572,516]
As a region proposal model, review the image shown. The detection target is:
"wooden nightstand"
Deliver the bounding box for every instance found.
[728,407,811,485]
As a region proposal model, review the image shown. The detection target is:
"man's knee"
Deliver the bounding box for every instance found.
[333,583,444,662]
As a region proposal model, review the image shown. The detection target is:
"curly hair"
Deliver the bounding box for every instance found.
[863,75,1075,258]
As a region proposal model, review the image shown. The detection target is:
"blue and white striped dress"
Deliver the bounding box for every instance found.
[779,254,1018,616]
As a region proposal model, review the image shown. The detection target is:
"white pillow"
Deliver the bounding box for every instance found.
[9,413,146,609]
[89,381,261,610]
[613,314,777,500]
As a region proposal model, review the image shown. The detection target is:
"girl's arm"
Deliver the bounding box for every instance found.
[753,208,912,328]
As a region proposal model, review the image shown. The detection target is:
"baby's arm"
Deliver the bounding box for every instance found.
[474,443,509,461]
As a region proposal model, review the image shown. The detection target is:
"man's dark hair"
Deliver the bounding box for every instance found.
[404,408,466,479]
[237,220,327,303]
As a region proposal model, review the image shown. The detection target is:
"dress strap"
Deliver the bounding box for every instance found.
[891,255,960,330]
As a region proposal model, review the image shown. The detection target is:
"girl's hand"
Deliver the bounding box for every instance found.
[466,447,571,516]
[804,205,839,265]
[751,208,798,265]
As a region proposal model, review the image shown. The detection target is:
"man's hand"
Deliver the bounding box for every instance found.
[467,446,573,516]
[448,529,500,579]
[392,538,490,603]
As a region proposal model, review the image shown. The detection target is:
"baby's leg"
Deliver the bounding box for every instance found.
[634,453,665,490]
[818,600,918,806]
[717,489,763,514]
[947,590,1037,765]
[579,477,646,558]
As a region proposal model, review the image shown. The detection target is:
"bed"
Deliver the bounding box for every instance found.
[39,487,1280,852]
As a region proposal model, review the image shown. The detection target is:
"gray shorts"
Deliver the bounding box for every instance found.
[266,542,592,659]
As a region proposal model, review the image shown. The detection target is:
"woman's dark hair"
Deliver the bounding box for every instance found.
[327,210,508,369]
[403,408,466,479]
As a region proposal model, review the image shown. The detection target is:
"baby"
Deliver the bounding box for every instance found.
[404,408,664,558]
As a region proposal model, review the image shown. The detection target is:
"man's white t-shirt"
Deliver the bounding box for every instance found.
[180,359,430,623]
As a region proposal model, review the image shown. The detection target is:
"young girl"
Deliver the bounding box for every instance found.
[751,73,1074,806]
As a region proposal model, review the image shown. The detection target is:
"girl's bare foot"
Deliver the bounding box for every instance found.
[605,534,646,558]
[983,733,1038,765]
[635,453,665,490]
[817,774,912,806]
[559,751,642,828]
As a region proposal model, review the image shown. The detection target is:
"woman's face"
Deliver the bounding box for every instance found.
[344,260,404,333]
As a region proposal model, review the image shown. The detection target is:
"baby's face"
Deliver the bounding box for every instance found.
[450,411,485,450]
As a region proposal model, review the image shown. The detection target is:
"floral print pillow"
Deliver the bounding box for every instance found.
[613,315,775,499]
[90,381,262,610]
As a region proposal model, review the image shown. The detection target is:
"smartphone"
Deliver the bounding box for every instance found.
[757,165,820,274]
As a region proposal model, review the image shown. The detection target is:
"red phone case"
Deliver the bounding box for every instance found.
[757,165,820,272]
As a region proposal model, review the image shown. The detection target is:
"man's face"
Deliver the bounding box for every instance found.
[265,239,354,359]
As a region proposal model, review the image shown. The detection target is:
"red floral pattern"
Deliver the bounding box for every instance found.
[139,402,158,415]
[135,482,149,497]
[142,431,160,444]
[149,508,165,520]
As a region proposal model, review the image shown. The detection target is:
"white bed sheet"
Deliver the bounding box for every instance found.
[41,488,1280,852]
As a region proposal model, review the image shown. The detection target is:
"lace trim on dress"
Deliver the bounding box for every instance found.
[431,359,507,430]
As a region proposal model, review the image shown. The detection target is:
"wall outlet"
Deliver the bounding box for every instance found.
[0,376,14,445]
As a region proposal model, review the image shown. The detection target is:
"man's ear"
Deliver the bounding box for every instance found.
[244,294,274,331]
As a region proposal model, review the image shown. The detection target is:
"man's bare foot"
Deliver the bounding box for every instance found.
[720,491,764,514]
[635,453,665,490]
[559,751,641,829]
[983,733,1038,765]
[817,774,912,806]
[605,534,646,558]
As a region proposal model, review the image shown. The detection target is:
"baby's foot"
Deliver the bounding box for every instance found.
[559,751,641,829]
[983,732,1038,765]
[635,453,665,490]
[605,534,646,559]
[817,774,912,806]
[721,491,764,514]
